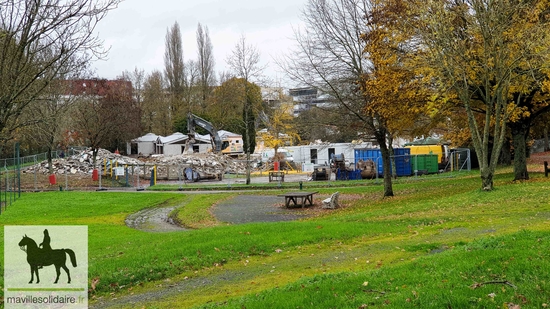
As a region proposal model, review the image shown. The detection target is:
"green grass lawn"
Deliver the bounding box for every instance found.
[1,168,549,308]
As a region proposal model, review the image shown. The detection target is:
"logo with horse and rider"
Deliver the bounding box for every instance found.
[4,226,88,309]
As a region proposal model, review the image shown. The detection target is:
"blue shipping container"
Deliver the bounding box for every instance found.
[354,148,411,177]
[336,169,362,180]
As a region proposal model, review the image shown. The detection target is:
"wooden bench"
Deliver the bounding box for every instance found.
[269,171,285,182]
[279,191,318,208]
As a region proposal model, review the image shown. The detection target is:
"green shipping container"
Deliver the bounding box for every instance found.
[411,154,438,174]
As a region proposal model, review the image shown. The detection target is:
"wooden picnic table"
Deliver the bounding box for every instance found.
[279,191,318,208]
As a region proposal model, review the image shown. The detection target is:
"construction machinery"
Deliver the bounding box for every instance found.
[356,159,376,179]
[311,166,330,181]
[330,153,347,173]
[331,153,363,180]
[185,113,243,156]
[186,113,222,153]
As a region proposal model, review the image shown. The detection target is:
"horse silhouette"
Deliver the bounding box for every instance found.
[18,234,77,284]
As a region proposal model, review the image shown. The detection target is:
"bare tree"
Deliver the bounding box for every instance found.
[226,35,265,82]
[0,0,121,147]
[143,70,171,135]
[226,35,265,185]
[22,80,75,174]
[121,67,146,109]
[196,23,216,112]
[72,79,140,164]
[185,59,201,114]
[164,21,187,120]
[218,71,234,85]
[280,0,400,197]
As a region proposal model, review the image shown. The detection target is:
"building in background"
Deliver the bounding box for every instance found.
[289,87,333,116]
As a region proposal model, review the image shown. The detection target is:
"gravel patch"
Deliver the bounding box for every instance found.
[90,270,252,309]
[212,195,310,224]
[125,206,186,232]
[125,195,311,233]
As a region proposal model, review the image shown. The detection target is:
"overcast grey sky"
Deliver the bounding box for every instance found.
[92,0,308,85]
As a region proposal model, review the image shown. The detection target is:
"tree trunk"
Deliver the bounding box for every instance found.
[480,167,493,191]
[47,147,53,174]
[388,141,397,179]
[544,125,549,152]
[379,138,394,197]
[246,152,251,185]
[499,139,512,166]
[242,82,256,185]
[511,124,529,181]
[464,98,507,191]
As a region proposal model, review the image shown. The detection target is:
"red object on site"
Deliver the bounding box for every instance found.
[49,174,56,185]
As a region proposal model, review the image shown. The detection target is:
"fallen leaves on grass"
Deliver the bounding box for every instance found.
[362,289,386,295]
[90,277,100,292]
[470,280,517,289]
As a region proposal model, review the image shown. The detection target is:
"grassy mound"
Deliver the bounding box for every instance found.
[0,167,548,308]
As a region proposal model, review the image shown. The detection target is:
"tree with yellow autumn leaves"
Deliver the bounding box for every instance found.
[283,0,430,197]
[259,100,300,156]
[410,0,550,190]
[295,0,550,193]
[362,0,432,195]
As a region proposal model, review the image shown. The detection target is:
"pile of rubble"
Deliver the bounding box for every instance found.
[153,153,249,175]
[22,149,143,176]
[22,148,252,177]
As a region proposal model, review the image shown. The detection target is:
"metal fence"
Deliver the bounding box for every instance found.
[0,147,86,169]
[0,167,20,215]
[0,146,90,214]
[0,146,475,200]
[0,143,22,215]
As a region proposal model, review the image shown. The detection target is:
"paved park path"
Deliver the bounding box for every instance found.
[211,195,309,224]
[92,195,311,308]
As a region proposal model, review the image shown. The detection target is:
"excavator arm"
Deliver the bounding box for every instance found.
[187,113,222,153]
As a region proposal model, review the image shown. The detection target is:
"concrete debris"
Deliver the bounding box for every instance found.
[22,148,252,179]
[22,148,141,176]
[146,153,250,180]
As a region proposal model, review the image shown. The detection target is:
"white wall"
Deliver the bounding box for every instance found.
[163,144,183,156]
[163,143,212,155]
[138,142,155,155]
[287,143,374,166]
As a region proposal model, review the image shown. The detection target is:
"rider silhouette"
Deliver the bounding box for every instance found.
[39,229,52,250]
[38,229,52,269]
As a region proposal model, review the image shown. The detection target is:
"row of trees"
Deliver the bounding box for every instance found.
[121,22,271,184]
[0,0,123,170]
[119,22,220,137]
[0,0,278,179]
[280,0,550,194]
[2,0,291,185]
[120,22,297,184]
[2,0,549,193]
